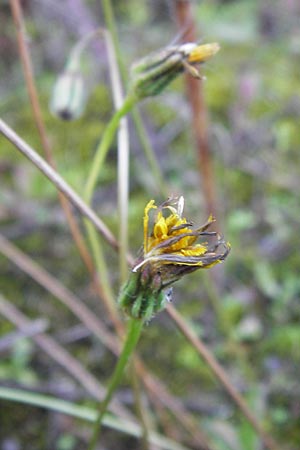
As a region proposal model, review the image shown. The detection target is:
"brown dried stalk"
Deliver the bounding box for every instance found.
[0,118,120,254]
[174,0,217,217]
[2,12,281,440]
[166,303,281,450]
[0,294,132,420]
[9,0,93,277]
[0,115,280,450]
[0,319,48,353]
[9,0,121,331]
[0,232,211,449]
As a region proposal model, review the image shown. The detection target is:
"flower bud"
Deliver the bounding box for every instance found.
[50,69,87,121]
[130,42,220,98]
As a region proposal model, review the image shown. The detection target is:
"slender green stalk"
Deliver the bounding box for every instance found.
[131,107,168,196]
[98,9,160,448]
[101,0,167,197]
[104,29,130,284]
[84,220,120,329]
[101,0,124,78]
[83,93,137,205]
[82,93,136,328]
[87,317,144,450]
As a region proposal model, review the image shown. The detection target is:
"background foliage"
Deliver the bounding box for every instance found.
[1,1,300,449]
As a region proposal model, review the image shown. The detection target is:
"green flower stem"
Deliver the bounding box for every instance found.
[131,107,168,196]
[87,317,144,450]
[101,0,167,197]
[82,93,136,327]
[101,0,123,77]
[83,93,137,205]
[84,220,120,329]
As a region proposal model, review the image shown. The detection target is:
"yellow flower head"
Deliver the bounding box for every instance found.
[133,197,230,286]
[120,197,230,321]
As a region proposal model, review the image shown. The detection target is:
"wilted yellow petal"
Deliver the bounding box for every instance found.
[180,245,207,257]
[144,200,156,253]
[153,215,168,239]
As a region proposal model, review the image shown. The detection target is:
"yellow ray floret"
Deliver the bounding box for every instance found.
[143,200,156,254]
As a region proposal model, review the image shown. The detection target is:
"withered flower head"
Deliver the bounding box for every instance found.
[130,42,220,98]
[134,196,230,282]
[119,197,230,321]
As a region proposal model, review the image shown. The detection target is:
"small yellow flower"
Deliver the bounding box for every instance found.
[133,196,230,286]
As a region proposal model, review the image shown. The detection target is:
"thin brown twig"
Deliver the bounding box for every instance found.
[0,118,122,256]
[9,0,94,277]
[166,303,281,450]
[0,293,132,421]
[0,318,48,353]
[0,232,211,449]
[0,119,279,449]
[138,363,212,450]
[8,0,124,332]
[173,5,281,448]
[5,4,278,447]
[0,233,119,354]
[174,0,217,217]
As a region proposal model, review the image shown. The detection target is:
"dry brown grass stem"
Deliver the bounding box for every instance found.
[3,3,279,448]
[0,233,119,353]
[0,294,132,420]
[9,0,94,274]
[0,118,122,255]
[8,1,125,334]
[0,318,48,353]
[0,124,212,443]
[166,303,281,450]
[0,115,280,448]
[174,0,217,217]
[9,0,123,332]
[0,233,211,448]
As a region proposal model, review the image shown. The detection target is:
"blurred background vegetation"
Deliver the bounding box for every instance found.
[0,0,300,449]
